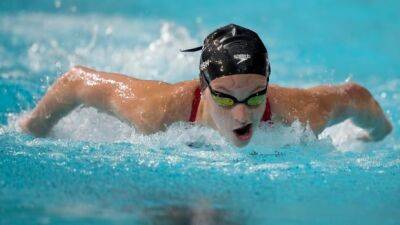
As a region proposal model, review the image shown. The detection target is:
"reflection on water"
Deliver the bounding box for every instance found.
[146,201,239,225]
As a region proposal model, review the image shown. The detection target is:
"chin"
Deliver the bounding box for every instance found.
[232,138,251,147]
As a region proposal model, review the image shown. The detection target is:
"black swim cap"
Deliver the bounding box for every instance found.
[182,24,270,91]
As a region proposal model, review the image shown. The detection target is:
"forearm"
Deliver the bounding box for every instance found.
[349,96,392,141]
[20,68,81,136]
[344,83,392,141]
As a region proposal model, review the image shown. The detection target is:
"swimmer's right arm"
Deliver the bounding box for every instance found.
[20,66,138,136]
[20,66,115,137]
[20,66,196,137]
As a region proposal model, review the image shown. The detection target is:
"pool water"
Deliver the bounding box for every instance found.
[0,1,399,224]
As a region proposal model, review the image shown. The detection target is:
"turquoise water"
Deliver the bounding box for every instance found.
[1,1,399,224]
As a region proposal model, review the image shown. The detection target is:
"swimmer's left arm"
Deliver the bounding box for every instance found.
[331,83,392,141]
[312,83,391,141]
[270,83,392,141]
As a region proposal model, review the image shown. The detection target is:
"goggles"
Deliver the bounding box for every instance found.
[203,75,267,107]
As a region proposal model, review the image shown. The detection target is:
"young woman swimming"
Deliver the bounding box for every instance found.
[20,24,392,147]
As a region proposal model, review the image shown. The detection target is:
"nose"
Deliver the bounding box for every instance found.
[232,104,251,124]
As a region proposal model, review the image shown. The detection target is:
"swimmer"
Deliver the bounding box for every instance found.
[20,24,392,147]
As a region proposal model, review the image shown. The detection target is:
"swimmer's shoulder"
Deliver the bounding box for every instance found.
[160,79,200,122]
[267,84,310,120]
[170,79,200,106]
[68,65,143,85]
[268,84,306,100]
[172,79,200,95]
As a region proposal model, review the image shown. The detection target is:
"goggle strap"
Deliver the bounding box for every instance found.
[180,46,203,52]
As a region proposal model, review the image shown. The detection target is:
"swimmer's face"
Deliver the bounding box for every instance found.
[205,74,267,147]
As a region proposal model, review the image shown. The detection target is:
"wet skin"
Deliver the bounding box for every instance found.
[20,66,392,147]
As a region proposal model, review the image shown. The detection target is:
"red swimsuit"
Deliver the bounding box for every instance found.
[189,87,272,122]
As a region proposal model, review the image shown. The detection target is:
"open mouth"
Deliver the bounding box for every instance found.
[233,123,253,141]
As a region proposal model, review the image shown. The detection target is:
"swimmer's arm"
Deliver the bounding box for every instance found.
[272,83,392,141]
[330,83,392,141]
[19,67,83,137]
[20,66,196,137]
[19,66,148,136]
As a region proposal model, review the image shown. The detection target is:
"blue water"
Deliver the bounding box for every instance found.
[1,1,399,224]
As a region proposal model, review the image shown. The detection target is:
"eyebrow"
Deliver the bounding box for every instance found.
[213,86,232,94]
[250,85,267,93]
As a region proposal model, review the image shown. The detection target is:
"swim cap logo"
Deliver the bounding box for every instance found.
[200,60,211,71]
[233,54,251,64]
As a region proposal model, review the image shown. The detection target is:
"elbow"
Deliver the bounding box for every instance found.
[371,117,393,141]
[58,66,89,93]
[344,82,373,101]
[344,82,393,141]
[60,65,85,83]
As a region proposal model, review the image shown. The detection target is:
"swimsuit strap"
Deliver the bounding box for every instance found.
[261,98,272,122]
[189,87,201,122]
[188,86,272,122]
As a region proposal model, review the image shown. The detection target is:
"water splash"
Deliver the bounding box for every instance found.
[8,107,370,155]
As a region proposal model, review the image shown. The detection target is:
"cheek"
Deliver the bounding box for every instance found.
[250,104,266,123]
[211,105,232,124]
[208,102,234,129]
[257,104,266,117]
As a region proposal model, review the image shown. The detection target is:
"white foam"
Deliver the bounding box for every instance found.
[319,119,369,151]
[0,13,199,82]
[9,107,369,155]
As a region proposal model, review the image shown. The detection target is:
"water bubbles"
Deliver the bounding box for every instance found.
[29,43,39,53]
[55,61,61,68]
[320,119,368,151]
[8,105,371,157]
[70,6,77,13]
[195,17,203,24]
[54,0,61,9]
[105,26,113,36]
[28,43,42,71]
[345,74,353,83]
[50,39,59,48]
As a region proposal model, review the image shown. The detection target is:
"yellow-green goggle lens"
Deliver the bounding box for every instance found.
[212,95,235,107]
[246,95,265,106]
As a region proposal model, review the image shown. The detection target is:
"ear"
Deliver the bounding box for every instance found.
[200,73,208,91]
[267,61,271,77]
